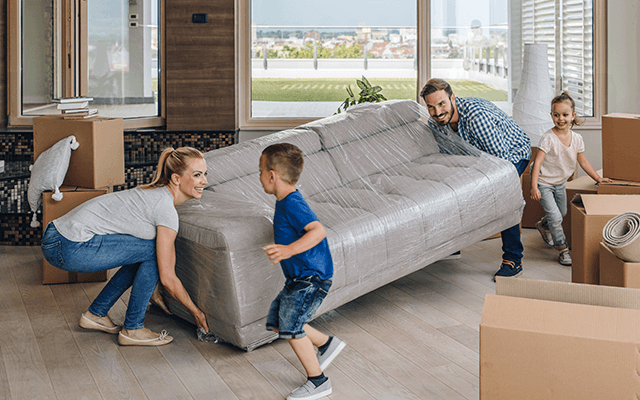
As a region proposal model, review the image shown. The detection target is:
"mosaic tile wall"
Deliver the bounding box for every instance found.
[1,130,237,246]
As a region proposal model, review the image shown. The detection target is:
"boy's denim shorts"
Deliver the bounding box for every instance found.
[266,275,332,339]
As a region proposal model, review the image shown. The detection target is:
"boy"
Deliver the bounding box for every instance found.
[259,143,346,400]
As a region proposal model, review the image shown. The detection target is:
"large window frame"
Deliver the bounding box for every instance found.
[236,0,430,130]
[237,0,606,131]
[8,0,166,129]
[511,0,606,130]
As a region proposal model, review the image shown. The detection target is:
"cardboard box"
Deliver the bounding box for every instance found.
[42,186,109,284]
[33,115,125,189]
[564,173,599,247]
[599,241,640,288]
[598,179,640,195]
[602,113,640,182]
[481,277,640,400]
[570,194,640,284]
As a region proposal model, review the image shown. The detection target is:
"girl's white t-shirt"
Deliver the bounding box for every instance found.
[538,129,585,186]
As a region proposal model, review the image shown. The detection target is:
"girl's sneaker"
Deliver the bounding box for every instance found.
[558,249,572,266]
[535,220,554,247]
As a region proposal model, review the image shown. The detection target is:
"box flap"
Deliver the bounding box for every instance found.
[580,194,640,215]
[565,174,597,190]
[495,277,640,310]
[600,179,640,188]
[604,113,640,119]
[482,294,640,342]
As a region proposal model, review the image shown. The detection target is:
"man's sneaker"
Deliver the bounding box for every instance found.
[287,378,332,400]
[493,260,523,282]
[318,337,346,371]
[441,251,461,260]
[535,220,554,247]
[558,249,572,266]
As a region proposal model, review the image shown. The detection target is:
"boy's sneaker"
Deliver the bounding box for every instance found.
[318,337,346,371]
[535,220,554,247]
[558,249,572,266]
[493,260,523,282]
[287,378,332,400]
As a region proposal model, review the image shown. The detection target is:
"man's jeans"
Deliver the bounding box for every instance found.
[501,158,529,265]
[537,183,567,247]
[41,223,159,330]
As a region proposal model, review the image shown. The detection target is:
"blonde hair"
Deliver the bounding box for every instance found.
[140,147,204,189]
[261,143,304,185]
[551,91,584,128]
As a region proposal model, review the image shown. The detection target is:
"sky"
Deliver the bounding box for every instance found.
[252,0,508,28]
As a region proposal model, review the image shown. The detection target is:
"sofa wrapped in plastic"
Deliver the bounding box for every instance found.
[165,99,525,350]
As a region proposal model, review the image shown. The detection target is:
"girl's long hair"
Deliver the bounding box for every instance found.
[139,147,204,189]
[551,91,584,128]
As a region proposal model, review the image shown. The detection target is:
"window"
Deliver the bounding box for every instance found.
[238,0,605,130]
[512,0,605,124]
[238,0,427,130]
[430,0,510,113]
[8,0,163,128]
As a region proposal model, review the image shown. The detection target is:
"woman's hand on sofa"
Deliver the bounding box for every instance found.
[194,308,209,333]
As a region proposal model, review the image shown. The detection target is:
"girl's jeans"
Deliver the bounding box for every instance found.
[537,183,567,247]
[41,223,159,330]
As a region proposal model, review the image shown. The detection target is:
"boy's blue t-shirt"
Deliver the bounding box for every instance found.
[273,190,333,281]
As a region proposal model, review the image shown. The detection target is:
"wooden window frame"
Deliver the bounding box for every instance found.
[7,0,166,129]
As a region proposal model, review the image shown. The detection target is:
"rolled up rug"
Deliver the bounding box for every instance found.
[602,211,640,262]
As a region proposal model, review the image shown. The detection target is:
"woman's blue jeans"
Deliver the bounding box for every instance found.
[500,158,529,265]
[537,183,567,246]
[41,223,159,330]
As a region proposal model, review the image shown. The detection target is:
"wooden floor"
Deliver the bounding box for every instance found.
[0,228,570,400]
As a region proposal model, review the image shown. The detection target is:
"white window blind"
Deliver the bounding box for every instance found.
[520,0,593,117]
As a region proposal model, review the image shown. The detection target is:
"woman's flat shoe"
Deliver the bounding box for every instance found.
[79,313,121,334]
[118,329,174,346]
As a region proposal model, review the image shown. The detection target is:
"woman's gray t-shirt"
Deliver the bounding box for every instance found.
[53,186,179,242]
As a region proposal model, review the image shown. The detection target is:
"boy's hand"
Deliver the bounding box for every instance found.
[530,187,541,201]
[597,177,613,184]
[263,244,295,265]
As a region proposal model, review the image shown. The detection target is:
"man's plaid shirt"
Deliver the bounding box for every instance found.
[427,96,531,164]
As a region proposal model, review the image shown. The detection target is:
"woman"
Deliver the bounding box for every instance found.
[41,147,210,346]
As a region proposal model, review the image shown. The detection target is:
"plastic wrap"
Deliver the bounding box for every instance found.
[168,99,525,350]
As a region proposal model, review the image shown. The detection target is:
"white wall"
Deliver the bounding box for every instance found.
[578,2,640,176]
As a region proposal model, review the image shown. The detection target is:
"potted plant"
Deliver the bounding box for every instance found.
[336,76,387,114]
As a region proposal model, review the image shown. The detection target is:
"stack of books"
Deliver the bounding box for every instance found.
[53,97,98,119]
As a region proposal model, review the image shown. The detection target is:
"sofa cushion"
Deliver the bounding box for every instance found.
[324,120,439,184]
[204,128,323,189]
[309,186,425,285]
[305,99,421,149]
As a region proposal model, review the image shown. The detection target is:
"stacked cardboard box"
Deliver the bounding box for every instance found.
[571,194,640,284]
[481,277,640,399]
[33,115,125,284]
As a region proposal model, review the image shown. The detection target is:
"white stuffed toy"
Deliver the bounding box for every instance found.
[27,135,80,228]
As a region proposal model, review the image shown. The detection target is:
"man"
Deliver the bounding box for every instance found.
[420,78,531,281]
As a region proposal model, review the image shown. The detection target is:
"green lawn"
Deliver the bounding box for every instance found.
[251,78,507,102]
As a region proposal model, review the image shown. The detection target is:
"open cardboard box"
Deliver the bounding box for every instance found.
[571,194,640,284]
[599,241,640,288]
[481,277,640,399]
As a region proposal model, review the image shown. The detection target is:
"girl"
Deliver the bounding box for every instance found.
[530,92,611,265]
[41,147,210,346]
